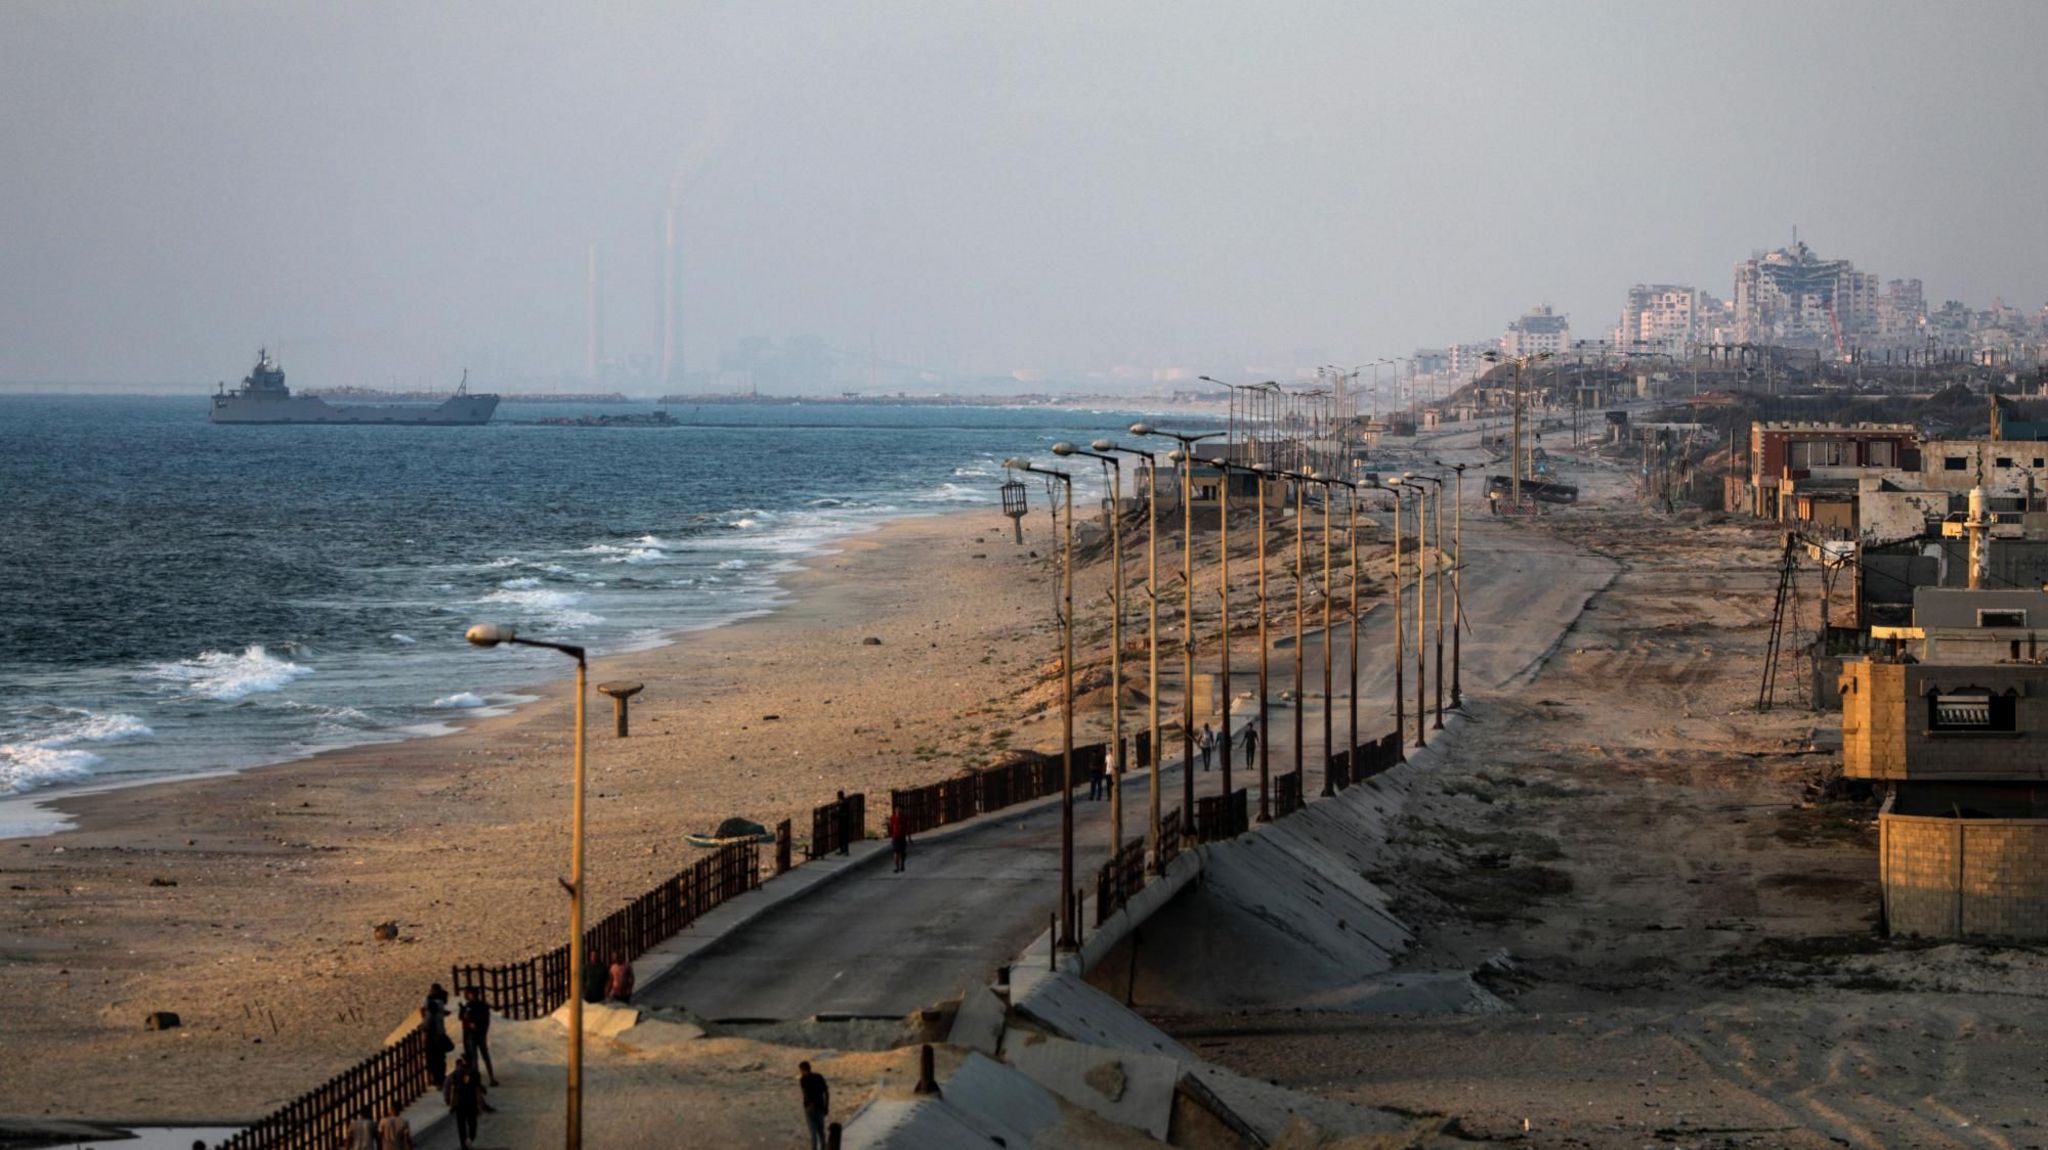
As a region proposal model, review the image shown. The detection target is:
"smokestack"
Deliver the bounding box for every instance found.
[585,243,604,382]
[661,204,679,389]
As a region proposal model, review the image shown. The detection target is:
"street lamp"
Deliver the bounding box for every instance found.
[1096,440,1164,872]
[1381,477,1409,760]
[1299,469,1341,797]
[1434,460,1469,709]
[1052,442,1125,866]
[1322,474,1365,790]
[1405,472,1446,730]
[1262,465,1313,794]
[1248,463,1280,819]
[463,622,588,1150]
[1131,423,1223,844]
[1481,349,1553,509]
[1396,473,1435,746]
[1004,457,1077,948]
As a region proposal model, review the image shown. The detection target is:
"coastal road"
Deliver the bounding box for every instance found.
[641,436,1619,1022]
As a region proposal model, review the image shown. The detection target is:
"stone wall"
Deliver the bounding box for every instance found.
[1881,798,2048,938]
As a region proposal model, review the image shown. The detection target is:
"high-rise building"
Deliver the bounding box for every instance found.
[1501,304,1570,358]
[1732,241,1879,354]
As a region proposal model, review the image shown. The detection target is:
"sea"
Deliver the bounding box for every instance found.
[0,395,1209,833]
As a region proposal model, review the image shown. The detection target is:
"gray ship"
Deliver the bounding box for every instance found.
[209,349,498,425]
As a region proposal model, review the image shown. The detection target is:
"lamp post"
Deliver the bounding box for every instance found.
[1053,442,1125,862]
[1434,460,1469,709]
[463,623,587,1150]
[1404,475,1430,748]
[1132,424,1223,843]
[1383,478,1408,760]
[1324,476,1363,787]
[1097,441,1163,871]
[1405,472,1446,730]
[1289,468,1308,790]
[1482,350,1552,509]
[1301,470,1339,796]
[1004,457,1077,948]
[1249,463,1278,819]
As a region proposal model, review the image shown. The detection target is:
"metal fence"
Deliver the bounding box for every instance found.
[891,743,1103,837]
[1271,770,1304,818]
[1093,836,1147,926]
[214,1025,428,1150]
[1191,788,1250,844]
[1157,808,1183,869]
[1352,731,1403,782]
[808,793,867,859]
[451,840,759,1021]
[1326,749,1352,790]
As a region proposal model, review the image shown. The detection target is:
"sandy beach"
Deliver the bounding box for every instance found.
[0,505,1103,1121]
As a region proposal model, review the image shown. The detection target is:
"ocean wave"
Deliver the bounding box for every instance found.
[476,587,602,627]
[717,558,749,570]
[146,645,312,701]
[0,710,156,794]
[389,633,419,645]
[482,556,521,569]
[500,576,544,589]
[430,692,488,709]
[912,481,997,504]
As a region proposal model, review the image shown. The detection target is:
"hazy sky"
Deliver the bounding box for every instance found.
[4,2,2046,388]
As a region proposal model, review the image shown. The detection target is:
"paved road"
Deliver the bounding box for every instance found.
[641,434,1619,1022]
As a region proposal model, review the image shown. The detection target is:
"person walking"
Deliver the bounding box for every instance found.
[1199,723,1216,771]
[606,954,636,1003]
[376,1103,414,1150]
[1087,750,1105,800]
[343,1107,377,1150]
[443,1054,488,1150]
[887,806,908,873]
[581,946,608,1003]
[421,982,453,1088]
[798,1060,831,1150]
[458,986,498,1086]
[1241,720,1259,762]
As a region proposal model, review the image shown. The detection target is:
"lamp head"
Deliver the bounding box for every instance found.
[1090,438,1115,453]
[1003,456,1031,471]
[1166,449,1185,463]
[1128,422,1153,437]
[1050,442,1076,456]
[466,623,516,648]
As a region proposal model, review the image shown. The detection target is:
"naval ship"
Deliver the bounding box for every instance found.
[209,350,499,425]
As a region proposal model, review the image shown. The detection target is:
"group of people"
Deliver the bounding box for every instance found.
[368,982,501,1149]
[1197,720,1261,769]
[581,952,637,1004]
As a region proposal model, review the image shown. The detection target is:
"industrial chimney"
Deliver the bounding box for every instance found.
[585,243,604,382]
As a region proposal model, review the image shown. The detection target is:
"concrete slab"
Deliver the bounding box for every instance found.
[547,998,642,1037]
[947,983,1008,1057]
[1185,1061,1426,1145]
[840,1052,1059,1150]
[999,1027,1180,1141]
[1009,969,1194,1063]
